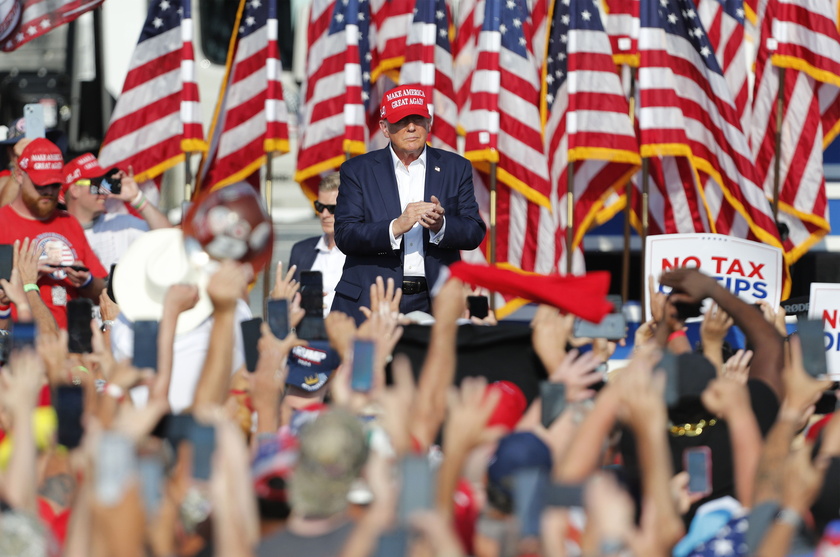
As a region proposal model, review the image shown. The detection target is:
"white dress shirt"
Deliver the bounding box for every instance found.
[387,146,445,278]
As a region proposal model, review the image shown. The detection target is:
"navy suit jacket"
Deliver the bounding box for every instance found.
[332,145,486,322]
[288,236,320,283]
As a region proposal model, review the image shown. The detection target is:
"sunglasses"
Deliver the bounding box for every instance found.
[314,200,336,214]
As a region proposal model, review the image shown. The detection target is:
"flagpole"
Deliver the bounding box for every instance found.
[622,66,637,304]
[566,161,574,274]
[263,152,276,304]
[184,152,194,202]
[639,157,649,312]
[772,67,785,223]
[489,160,498,312]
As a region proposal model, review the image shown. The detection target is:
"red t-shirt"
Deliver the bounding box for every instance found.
[0,205,107,328]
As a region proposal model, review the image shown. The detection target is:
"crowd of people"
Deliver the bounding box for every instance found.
[0,87,839,557]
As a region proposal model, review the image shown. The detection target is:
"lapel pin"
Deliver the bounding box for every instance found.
[435,166,440,172]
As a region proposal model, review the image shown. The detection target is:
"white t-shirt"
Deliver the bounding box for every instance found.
[112,299,252,413]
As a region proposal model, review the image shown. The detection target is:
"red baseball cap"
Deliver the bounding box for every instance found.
[486,381,528,431]
[17,138,64,186]
[379,84,431,123]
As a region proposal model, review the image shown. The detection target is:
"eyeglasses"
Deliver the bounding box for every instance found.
[314,200,336,214]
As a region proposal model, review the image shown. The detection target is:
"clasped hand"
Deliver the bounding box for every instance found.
[395,195,445,235]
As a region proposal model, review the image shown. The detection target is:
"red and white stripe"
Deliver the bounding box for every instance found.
[399,0,458,153]
[99,0,205,184]
[197,0,289,194]
[294,0,367,200]
[453,0,483,132]
[602,0,639,66]
[2,0,103,51]
[696,0,752,133]
[369,0,414,83]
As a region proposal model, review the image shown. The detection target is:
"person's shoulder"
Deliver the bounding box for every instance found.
[291,235,320,250]
[341,146,388,170]
[101,212,148,231]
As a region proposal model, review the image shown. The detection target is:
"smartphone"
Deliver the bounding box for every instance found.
[545,482,584,508]
[467,295,489,319]
[105,264,117,304]
[95,432,137,505]
[54,385,85,449]
[67,298,93,354]
[674,299,703,321]
[138,454,165,518]
[350,339,376,392]
[11,321,37,350]
[241,317,263,373]
[398,456,435,524]
[512,467,547,538]
[684,446,712,497]
[0,244,12,282]
[659,351,680,407]
[24,103,45,139]
[797,317,829,379]
[101,169,122,196]
[574,313,626,341]
[540,381,567,429]
[375,528,409,557]
[266,299,290,339]
[189,422,216,481]
[300,271,324,317]
[133,320,159,370]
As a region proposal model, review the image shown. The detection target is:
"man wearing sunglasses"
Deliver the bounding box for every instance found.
[61,153,171,269]
[288,173,346,317]
[332,85,486,323]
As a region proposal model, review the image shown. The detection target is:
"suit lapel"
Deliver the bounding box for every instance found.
[372,146,402,217]
[424,147,442,202]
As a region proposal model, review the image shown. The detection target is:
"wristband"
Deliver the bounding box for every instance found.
[23,283,39,293]
[131,192,147,210]
[667,329,687,343]
[81,273,93,288]
[776,507,803,529]
[104,382,126,403]
[101,319,115,332]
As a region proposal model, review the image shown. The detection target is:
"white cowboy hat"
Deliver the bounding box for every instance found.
[113,229,214,335]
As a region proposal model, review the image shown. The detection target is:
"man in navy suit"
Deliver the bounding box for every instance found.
[332,85,486,323]
[288,173,345,316]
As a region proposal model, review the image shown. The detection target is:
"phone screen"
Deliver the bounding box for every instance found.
[539,381,567,429]
[266,299,290,339]
[106,264,117,304]
[350,339,376,392]
[133,320,159,370]
[467,295,489,319]
[797,318,829,378]
[189,423,216,481]
[659,351,680,407]
[573,313,626,341]
[0,244,12,282]
[11,322,37,350]
[54,385,85,449]
[684,447,712,496]
[300,271,324,316]
[67,298,94,354]
[545,482,584,507]
[512,467,547,538]
[95,432,136,505]
[241,317,263,373]
[139,455,164,518]
[398,456,435,523]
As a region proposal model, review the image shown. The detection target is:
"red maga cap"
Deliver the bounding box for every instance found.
[379,85,431,123]
[18,138,64,186]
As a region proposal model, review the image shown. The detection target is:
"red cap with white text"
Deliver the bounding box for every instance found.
[17,137,64,186]
[379,84,431,123]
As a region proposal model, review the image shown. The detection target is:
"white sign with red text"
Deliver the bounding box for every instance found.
[807,283,840,379]
[644,234,783,321]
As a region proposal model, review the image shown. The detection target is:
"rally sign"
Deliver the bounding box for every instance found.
[807,283,840,379]
[644,234,783,321]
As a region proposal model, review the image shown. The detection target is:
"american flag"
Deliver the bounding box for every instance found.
[196,0,289,194]
[1,0,103,51]
[768,0,840,81]
[294,0,370,200]
[369,0,413,83]
[602,0,640,66]
[748,0,835,262]
[530,0,549,71]
[99,0,205,184]
[543,0,640,256]
[463,0,555,275]
[398,0,458,153]
[696,0,751,133]
[453,0,482,133]
[638,0,783,253]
